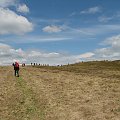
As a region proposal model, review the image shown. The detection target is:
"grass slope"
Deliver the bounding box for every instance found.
[0,61,120,120]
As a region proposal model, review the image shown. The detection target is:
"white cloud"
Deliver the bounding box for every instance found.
[76,24,120,36]
[69,12,77,16]
[0,35,72,43]
[86,34,120,61]
[78,52,95,58]
[0,43,11,49]
[0,8,33,35]
[1,34,120,65]
[80,6,101,14]
[2,24,120,43]
[98,16,114,23]
[17,4,29,13]
[98,12,120,23]
[26,51,95,65]
[0,0,16,7]
[0,43,26,65]
[0,0,30,14]
[0,43,95,65]
[43,24,120,38]
[43,25,64,33]
[103,35,120,47]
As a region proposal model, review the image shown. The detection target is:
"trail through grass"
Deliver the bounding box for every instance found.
[14,70,45,120]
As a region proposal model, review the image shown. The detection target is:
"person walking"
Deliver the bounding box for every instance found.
[13,62,20,77]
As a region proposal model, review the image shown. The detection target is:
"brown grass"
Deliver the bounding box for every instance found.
[0,61,120,120]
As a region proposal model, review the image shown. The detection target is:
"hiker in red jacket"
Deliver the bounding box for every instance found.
[13,62,19,77]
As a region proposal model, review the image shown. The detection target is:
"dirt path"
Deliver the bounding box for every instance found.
[0,66,120,120]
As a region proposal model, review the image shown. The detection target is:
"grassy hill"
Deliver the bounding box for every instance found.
[0,61,120,120]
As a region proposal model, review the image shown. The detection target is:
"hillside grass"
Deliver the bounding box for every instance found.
[0,61,120,120]
[35,60,120,71]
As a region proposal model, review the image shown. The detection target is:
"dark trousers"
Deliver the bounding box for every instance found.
[15,70,19,77]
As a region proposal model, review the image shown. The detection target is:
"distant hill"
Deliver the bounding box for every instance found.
[35,60,120,73]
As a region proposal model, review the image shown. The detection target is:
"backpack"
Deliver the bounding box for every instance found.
[15,62,19,67]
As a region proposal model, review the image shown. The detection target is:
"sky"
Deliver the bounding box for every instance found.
[0,0,120,65]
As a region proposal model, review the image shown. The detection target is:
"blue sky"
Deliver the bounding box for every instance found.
[0,0,120,65]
